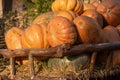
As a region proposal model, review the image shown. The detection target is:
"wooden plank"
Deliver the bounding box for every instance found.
[0,0,3,18]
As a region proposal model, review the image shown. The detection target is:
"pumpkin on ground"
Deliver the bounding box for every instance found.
[73,16,104,44]
[5,27,23,50]
[21,23,49,48]
[82,9,103,28]
[47,16,77,47]
[51,0,83,14]
[97,0,120,26]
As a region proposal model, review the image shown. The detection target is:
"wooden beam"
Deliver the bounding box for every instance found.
[0,0,3,18]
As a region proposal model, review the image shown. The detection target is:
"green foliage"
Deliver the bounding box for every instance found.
[23,0,54,20]
[0,0,54,33]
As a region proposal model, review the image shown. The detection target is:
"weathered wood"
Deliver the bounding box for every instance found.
[0,0,3,18]
[10,58,15,79]
[0,42,120,58]
[90,52,97,74]
[29,54,35,79]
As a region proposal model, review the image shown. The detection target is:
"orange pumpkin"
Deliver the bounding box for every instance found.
[91,0,101,8]
[32,12,55,25]
[47,16,77,47]
[73,16,104,43]
[51,0,83,14]
[21,24,49,48]
[103,25,120,66]
[54,10,78,21]
[5,27,23,50]
[82,9,103,28]
[116,24,120,35]
[83,3,96,11]
[97,0,120,26]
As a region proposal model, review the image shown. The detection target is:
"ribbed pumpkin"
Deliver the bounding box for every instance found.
[83,3,96,11]
[73,16,104,43]
[47,16,77,47]
[5,27,23,50]
[82,9,103,28]
[97,0,120,26]
[51,0,83,14]
[32,12,55,25]
[116,24,120,35]
[91,1,101,8]
[54,10,78,21]
[103,25,120,66]
[21,24,49,48]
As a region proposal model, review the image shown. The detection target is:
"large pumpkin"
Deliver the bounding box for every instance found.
[47,16,77,47]
[82,9,103,28]
[5,27,23,50]
[21,24,49,48]
[73,16,104,43]
[97,0,120,26]
[103,25,120,66]
[51,0,83,14]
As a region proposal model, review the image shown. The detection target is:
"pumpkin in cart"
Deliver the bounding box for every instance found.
[32,12,55,25]
[103,25,120,66]
[47,16,77,47]
[97,0,120,26]
[5,27,27,64]
[21,23,49,48]
[5,27,23,50]
[73,16,104,44]
[83,3,96,11]
[51,0,83,14]
[82,9,103,28]
[54,10,78,21]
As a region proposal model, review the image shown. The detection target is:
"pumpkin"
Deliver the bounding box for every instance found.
[21,24,49,48]
[47,16,77,47]
[103,25,120,66]
[51,0,83,14]
[32,12,55,25]
[82,9,103,28]
[91,0,101,8]
[54,10,78,21]
[5,27,28,65]
[83,3,96,11]
[97,0,120,26]
[5,27,23,50]
[73,16,104,43]
[116,24,120,35]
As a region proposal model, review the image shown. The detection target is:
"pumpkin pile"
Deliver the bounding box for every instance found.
[5,0,120,67]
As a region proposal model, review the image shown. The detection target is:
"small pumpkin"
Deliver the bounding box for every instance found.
[51,0,83,14]
[116,24,120,36]
[83,3,96,11]
[82,9,103,28]
[47,16,77,47]
[32,12,55,25]
[54,10,78,21]
[21,24,49,48]
[91,0,101,8]
[73,16,104,43]
[97,0,120,26]
[5,27,23,50]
